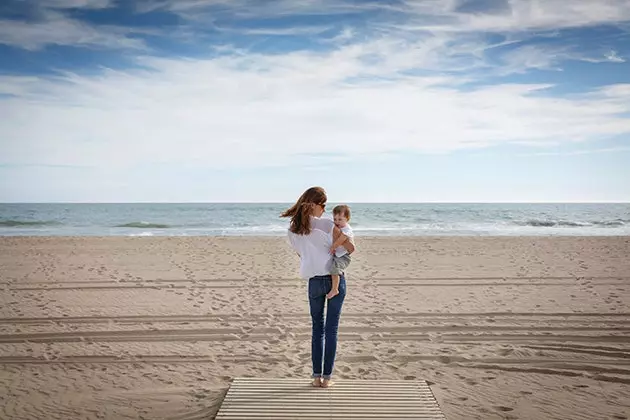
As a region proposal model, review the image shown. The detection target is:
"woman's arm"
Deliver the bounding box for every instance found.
[333,226,355,254]
[331,232,347,249]
[329,232,347,254]
[287,232,300,258]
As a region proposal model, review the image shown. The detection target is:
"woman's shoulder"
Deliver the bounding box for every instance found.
[312,216,335,232]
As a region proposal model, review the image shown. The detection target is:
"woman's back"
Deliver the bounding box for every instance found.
[281,186,349,388]
[288,216,334,279]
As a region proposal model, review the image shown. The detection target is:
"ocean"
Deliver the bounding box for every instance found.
[0,203,628,237]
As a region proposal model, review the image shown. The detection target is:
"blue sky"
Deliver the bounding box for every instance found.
[1,0,629,202]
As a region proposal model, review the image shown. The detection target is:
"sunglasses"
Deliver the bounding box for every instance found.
[319,203,327,210]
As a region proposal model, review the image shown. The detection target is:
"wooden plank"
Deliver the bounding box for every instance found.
[218,414,444,418]
[215,377,446,420]
[230,384,431,389]
[226,388,434,393]
[220,401,442,407]
[223,397,439,402]
[230,379,427,383]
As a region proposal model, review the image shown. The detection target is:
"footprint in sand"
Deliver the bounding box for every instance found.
[437,356,452,364]
[494,406,514,412]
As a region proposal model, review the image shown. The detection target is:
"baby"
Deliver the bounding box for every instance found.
[327,204,354,300]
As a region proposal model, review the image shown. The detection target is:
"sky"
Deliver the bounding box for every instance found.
[1,0,629,203]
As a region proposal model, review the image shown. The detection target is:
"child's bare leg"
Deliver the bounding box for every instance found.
[327,274,340,299]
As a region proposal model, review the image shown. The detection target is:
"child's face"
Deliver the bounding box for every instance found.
[333,213,348,228]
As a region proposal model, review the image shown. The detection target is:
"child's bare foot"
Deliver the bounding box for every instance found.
[326,289,339,299]
[321,379,335,388]
[312,378,322,387]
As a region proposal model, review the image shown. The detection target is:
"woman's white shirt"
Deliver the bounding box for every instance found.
[287,216,334,280]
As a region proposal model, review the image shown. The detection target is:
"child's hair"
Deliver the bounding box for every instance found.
[333,204,351,221]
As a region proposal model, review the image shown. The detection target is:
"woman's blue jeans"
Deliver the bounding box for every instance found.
[308,274,346,379]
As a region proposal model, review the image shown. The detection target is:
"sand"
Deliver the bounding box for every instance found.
[0,236,629,420]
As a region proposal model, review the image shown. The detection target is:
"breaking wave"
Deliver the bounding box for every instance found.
[115,222,171,229]
[517,219,626,228]
[0,220,61,227]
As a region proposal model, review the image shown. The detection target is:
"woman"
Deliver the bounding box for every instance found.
[281,186,355,388]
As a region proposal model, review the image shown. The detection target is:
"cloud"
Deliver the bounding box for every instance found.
[45,0,113,9]
[221,25,333,36]
[521,146,630,156]
[0,12,147,50]
[146,0,630,33]
[401,0,630,33]
[499,44,566,73]
[604,50,626,63]
[1,40,629,172]
[1,0,629,171]
[496,43,629,74]
[0,0,629,202]
[0,1,146,51]
[138,0,389,18]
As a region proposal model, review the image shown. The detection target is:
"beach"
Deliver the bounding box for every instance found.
[1,236,629,420]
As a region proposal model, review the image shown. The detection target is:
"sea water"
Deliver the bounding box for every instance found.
[1,203,628,236]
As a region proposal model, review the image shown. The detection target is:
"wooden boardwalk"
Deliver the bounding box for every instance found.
[215,377,446,419]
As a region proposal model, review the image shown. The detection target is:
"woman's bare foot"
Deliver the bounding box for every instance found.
[326,289,339,300]
[321,379,335,388]
[312,378,322,387]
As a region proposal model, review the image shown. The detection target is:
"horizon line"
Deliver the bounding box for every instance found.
[1,201,629,205]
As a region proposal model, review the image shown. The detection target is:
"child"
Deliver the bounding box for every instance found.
[327,205,354,300]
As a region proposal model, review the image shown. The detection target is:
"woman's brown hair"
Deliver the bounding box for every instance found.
[281,186,327,235]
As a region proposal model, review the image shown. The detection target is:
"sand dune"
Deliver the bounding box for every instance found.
[1,236,629,419]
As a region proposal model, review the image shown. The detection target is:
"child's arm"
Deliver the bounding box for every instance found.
[332,226,355,254]
[330,232,347,254]
[341,236,355,254]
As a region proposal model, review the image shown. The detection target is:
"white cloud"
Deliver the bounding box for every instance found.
[0,13,147,50]
[605,50,626,63]
[499,44,566,73]
[0,1,145,51]
[496,44,630,74]
[324,26,355,44]
[402,0,630,33]
[1,39,629,172]
[45,0,113,9]
[222,25,333,36]
[1,0,629,201]
[133,0,630,77]
[1,0,629,169]
[520,146,630,156]
[139,0,388,17]
[146,0,630,33]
